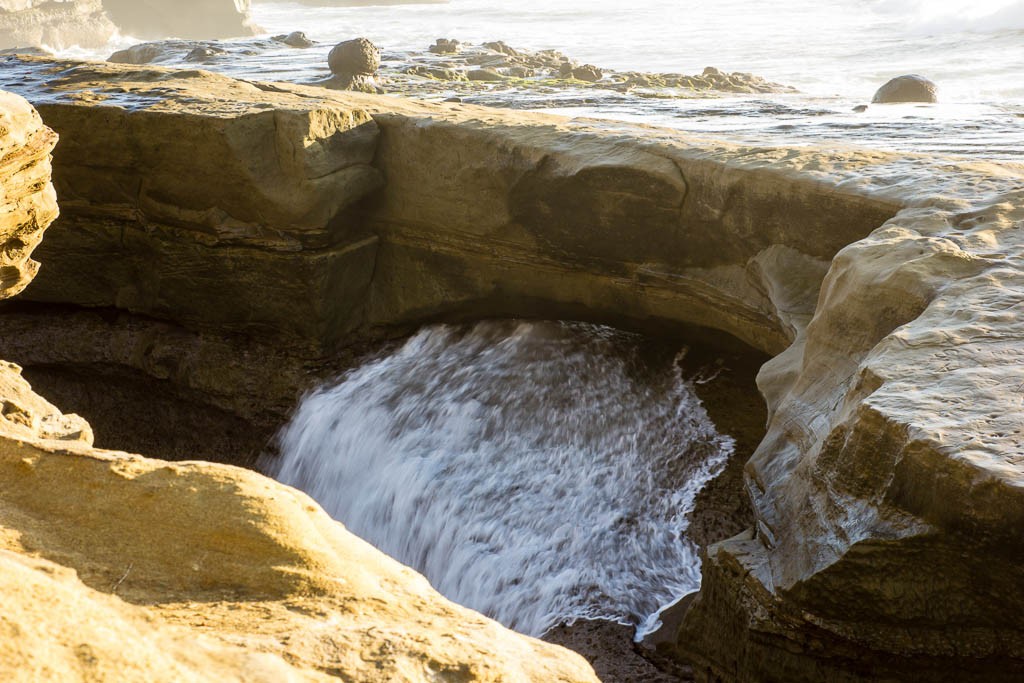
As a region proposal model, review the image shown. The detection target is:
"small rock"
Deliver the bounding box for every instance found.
[328,37,380,77]
[429,38,461,55]
[702,66,722,77]
[467,68,504,82]
[852,104,868,113]
[273,31,315,48]
[444,96,463,103]
[185,47,224,63]
[108,43,165,65]
[571,64,602,82]
[483,40,519,56]
[872,74,937,104]
[507,66,535,79]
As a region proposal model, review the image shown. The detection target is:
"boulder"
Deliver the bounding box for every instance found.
[429,37,461,54]
[872,74,937,103]
[483,40,518,56]
[328,36,380,76]
[571,64,602,82]
[273,30,315,48]
[107,42,167,64]
[468,67,504,81]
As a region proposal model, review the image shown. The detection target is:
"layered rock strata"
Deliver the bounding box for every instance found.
[0,88,598,683]
[1,57,1023,681]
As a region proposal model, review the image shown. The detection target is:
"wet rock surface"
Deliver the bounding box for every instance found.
[872,73,938,103]
[97,35,797,105]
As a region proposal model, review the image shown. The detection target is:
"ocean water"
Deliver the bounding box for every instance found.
[250,0,1024,159]
[268,321,734,639]
[63,0,1024,161]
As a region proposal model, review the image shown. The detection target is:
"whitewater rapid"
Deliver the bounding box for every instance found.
[267,320,734,639]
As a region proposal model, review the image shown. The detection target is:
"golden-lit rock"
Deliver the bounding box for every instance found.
[0,88,599,683]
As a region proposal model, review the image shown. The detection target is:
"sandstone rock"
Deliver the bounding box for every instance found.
[101,0,255,40]
[483,39,519,56]
[0,87,599,683]
[108,42,167,64]
[184,45,226,63]
[0,89,57,299]
[326,37,382,91]
[571,64,602,82]
[468,67,504,81]
[3,58,1023,681]
[0,0,114,49]
[328,37,380,76]
[429,37,461,54]
[872,73,937,103]
[273,30,315,48]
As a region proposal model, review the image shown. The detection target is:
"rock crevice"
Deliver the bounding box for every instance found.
[1,56,1022,682]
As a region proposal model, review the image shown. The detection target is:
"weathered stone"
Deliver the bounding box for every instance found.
[571,64,602,82]
[0,87,599,683]
[0,89,57,299]
[2,58,1023,682]
[328,36,380,76]
[107,42,167,64]
[468,67,504,81]
[0,0,114,49]
[872,74,938,103]
[273,30,315,48]
[429,37,461,54]
[101,0,255,40]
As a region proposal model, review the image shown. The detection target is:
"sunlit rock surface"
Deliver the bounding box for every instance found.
[0,57,1022,681]
[0,88,598,683]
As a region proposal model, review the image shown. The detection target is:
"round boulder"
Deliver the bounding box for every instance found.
[328,38,380,77]
[872,74,937,104]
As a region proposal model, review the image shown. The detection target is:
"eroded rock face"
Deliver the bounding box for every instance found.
[101,0,254,40]
[0,90,57,298]
[0,89,598,683]
[2,58,1023,681]
[0,0,115,50]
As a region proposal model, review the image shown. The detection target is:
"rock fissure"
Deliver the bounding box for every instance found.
[0,55,1021,682]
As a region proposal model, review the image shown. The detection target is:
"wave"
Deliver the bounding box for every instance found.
[873,0,1024,34]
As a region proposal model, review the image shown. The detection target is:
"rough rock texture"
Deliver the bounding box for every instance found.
[872,74,938,103]
[0,0,115,50]
[2,57,1023,681]
[324,37,382,92]
[0,90,58,298]
[101,0,255,40]
[0,88,598,683]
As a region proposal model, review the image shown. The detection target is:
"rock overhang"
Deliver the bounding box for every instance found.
[0,54,1022,681]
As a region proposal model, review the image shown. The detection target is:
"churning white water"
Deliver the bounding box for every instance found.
[268,320,734,639]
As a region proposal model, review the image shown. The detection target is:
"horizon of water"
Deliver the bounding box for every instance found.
[268,321,735,640]
[55,0,1024,160]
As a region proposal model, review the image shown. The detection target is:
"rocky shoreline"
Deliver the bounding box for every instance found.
[0,52,1022,682]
